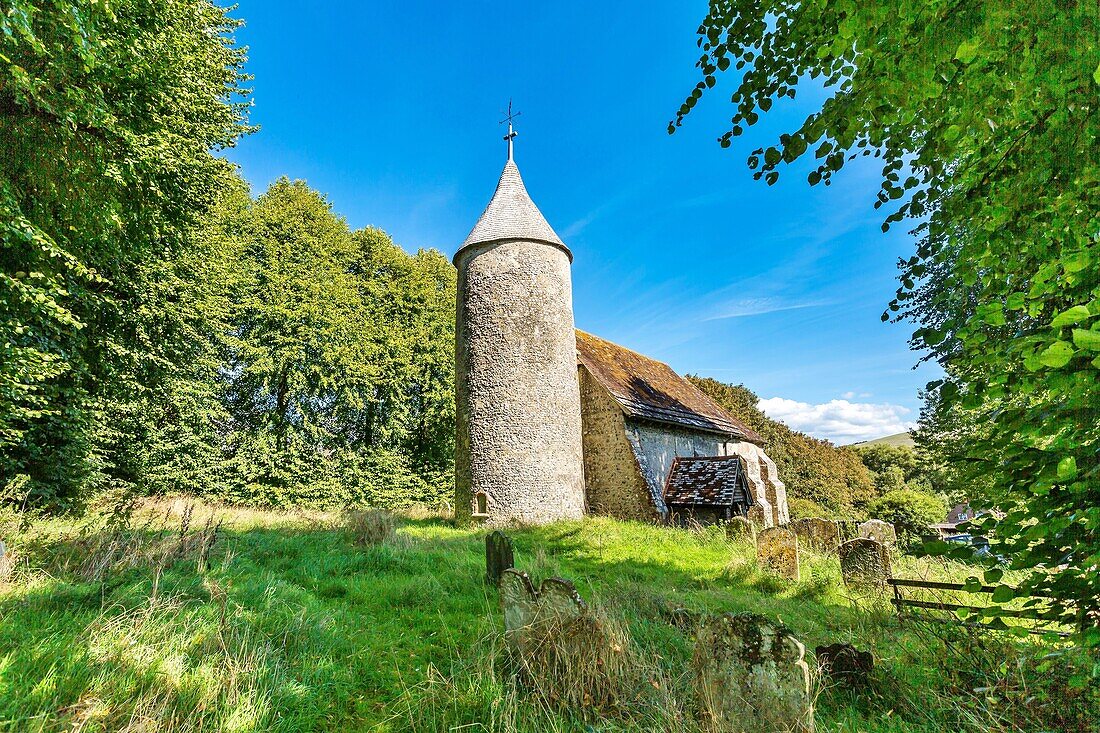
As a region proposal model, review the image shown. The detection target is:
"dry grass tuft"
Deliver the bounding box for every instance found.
[343,508,397,546]
[518,612,634,713]
[391,607,695,732]
[73,503,224,583]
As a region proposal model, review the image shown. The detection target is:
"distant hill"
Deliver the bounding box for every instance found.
[850,432,915,449]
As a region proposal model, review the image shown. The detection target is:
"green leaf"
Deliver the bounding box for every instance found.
[1038,340,1075,368]
[921,328,946,346]
[1050,305,1092,328]
[1094,61,1100,86]
[1057,456,1078,480]
[983,568,1004,584]
[955,39,980,64]
[1072,328,1100,351]
[990,585,1015,603]
[977,303,1005,326]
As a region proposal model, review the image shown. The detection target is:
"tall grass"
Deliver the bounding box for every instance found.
[0,499,1093,732]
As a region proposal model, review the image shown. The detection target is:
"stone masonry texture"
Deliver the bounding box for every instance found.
[454,239,585,524]
[578,366,660,522]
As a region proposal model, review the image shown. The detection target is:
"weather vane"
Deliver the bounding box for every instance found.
[500,99,520,161]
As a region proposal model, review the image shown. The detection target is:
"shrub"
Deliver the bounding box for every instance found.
[343,508,396,546]
[866,489,946,548]
[787,497,832,520]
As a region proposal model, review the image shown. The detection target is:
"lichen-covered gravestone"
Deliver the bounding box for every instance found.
[838,538,890,588]
[0,540,10,581]
[693,612,814,733]
[485,530,514,585]
[725,515,756,542]
[858,519,897,549]
[790,518,840,554]
[499,569,587,653]
[746,504,768,529]
[757,527,800,582]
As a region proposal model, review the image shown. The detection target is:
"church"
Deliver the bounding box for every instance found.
[454,125,789,527]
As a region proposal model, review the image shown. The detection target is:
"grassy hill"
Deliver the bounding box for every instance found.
[0,500,1090,732]
[851,433,917,449]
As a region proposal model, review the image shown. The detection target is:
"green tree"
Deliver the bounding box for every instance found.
[223,178,366,497]
[867,489,948,550]
[676,0,1099,640]
[221,180,456,508]
[0,1,251,509]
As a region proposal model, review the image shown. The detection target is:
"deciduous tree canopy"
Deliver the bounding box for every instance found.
[1,1,252,508]
[675,0,1099,639]
[1,4,456,511]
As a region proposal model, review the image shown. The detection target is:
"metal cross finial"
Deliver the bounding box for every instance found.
[500,100,521,161]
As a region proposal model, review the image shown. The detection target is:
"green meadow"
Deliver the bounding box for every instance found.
[0,500,1093,732]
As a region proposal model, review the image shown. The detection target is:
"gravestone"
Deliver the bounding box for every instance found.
[746,504,768,529]
[757,527,800,582]
[499,569,587,653]
[815,643,873,688]
[838,538,890,588]
[725,516,756,542]
[790,518,840,554]
[858,519,897,549]
[693,612,814,733]
[485,530,514,585]
[0,540,9,581]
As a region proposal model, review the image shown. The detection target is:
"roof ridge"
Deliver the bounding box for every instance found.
[575,329,764,445]
[575,329,671,366]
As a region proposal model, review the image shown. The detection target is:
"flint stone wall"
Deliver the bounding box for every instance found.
[455,240,585,524]
[578,367,660,521]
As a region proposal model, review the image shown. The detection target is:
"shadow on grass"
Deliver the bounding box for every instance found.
[0,513,941,732]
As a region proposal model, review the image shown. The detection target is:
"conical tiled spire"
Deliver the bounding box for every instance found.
[456,160,569,262]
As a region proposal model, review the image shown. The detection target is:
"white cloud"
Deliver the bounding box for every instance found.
[703,298,830,321]
[758,397,913,444]
[841,391,873,399]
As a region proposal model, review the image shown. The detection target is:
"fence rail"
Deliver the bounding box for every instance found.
[887,577,1069,637]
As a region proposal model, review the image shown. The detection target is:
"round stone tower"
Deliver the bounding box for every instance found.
[454,136,585,525]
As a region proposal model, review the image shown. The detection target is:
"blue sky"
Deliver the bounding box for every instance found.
[224,1,939,444]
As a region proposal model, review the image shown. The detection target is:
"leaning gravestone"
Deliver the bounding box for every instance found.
[725,515,756,542]
[757,527,800,582]
[858,519,897,549]
[499,569,587,653]
[0,540,9,581]
[693,612,814,733]
[790,518,841,554]
[746,504,768,529]
[485,530,514,586]
[838,538,890,588]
